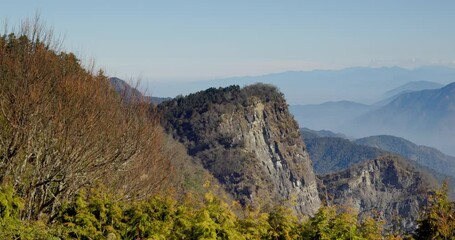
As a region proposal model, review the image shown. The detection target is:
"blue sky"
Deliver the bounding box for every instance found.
[1,1,455,82]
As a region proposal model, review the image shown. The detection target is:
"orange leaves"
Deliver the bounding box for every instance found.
[0,24,171,220]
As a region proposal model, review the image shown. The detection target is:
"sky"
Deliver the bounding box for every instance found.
[1,1,455,83]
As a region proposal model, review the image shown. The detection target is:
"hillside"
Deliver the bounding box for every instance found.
[355,135,455,178]
[373,81,443,107]
[0,27,224,221]
[302,130,455,197]
[110,77,171,105]
[319,155,437,232]
[302,135,387,175]
[158,84,321,215]
[300,127,348,139]
[349,82,455,155]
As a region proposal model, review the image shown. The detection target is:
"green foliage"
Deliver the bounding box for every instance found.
[414,181,455,239]
[56,188,124,239]
[267,205,299,240]
[0,185,23,219]
[303,136,386,175]
[237,206,271,239]
[0,185,56,239]
[302,206,383,240]
[3,182,453,239]
[56,187,245,239]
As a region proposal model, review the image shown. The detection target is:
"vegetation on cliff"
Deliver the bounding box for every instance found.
[158,83,321,215]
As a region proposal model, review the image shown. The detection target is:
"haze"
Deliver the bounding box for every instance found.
[2,1,455,86]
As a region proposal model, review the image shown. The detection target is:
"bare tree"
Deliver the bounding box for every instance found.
[0,19,172,220]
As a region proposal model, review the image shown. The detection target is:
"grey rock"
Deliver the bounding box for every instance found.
[319,155,436,232]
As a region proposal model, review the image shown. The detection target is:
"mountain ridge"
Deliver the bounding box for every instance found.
[383,80,443,98]
[350,82,455,155]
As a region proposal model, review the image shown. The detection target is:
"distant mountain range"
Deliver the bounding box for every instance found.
[291,81,455,155]
[350,82,455,155]
[149,66,455,105]
[290,80,447,130]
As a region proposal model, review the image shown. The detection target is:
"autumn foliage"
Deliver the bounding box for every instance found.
[0,20,171,221]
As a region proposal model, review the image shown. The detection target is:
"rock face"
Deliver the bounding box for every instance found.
[159,84,320,216]
[319,155,436,232]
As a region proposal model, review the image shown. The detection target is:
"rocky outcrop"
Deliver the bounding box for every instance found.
[319,155,436,232]
[159,84,320,216]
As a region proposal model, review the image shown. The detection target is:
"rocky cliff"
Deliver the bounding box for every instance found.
[158,84,321,216]
[319,155,436,232]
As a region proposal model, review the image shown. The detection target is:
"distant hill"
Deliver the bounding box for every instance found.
[383,80,443,98]
[300,128,348,139]
[290,101,373,130]
[109,77,145,100]
[348,82,455,155]
[303,135,387,175]
[373,81,444,107]
[354,135,455,178]
[109,77,171,105]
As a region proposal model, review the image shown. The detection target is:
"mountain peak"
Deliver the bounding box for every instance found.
[158,84,321,216]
